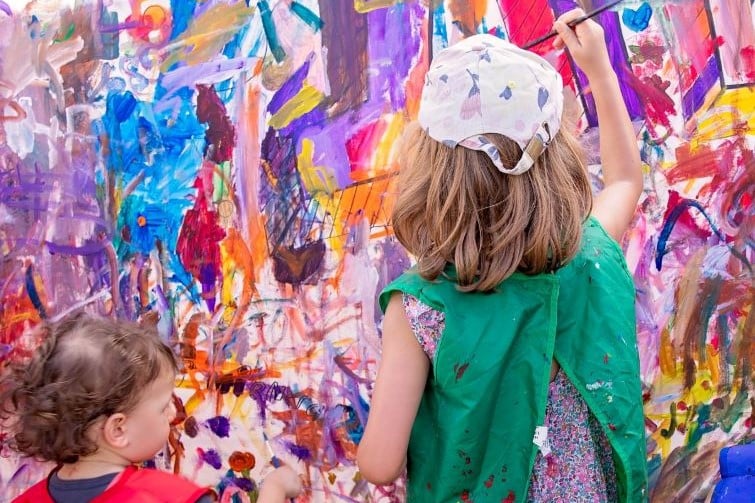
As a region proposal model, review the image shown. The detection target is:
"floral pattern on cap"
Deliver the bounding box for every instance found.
[418,34,564,175]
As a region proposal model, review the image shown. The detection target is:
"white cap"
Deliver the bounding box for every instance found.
[418,34,564,175]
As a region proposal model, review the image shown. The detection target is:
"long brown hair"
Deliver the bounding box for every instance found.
[391,121,592,292]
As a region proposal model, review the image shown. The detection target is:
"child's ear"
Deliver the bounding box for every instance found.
[101,413,129,448]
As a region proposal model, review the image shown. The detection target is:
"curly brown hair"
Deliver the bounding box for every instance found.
[391,120,592,292]
[0,312,178,464]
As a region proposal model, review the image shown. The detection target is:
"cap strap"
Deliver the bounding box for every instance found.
[458,122,552,175]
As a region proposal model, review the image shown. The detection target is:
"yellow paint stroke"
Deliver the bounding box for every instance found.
[693,87,755,144]
[705,345,719,387]
[220,228,257,328]
[354,0,400,13]
[160,2,255,71]
[691,371,716,403]
[297,138,338,195]
[659,325,677,377]
[318,175,397,254]
[350,113,404,182]
[268,84,324,129]
[372,113,404,178]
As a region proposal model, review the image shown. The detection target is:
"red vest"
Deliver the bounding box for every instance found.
[12,466,211,503]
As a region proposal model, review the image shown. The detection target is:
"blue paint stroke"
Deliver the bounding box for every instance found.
[169,0,197,41]
[290,1,323,31]
[25,265,47,319]
[655,198,752,274]
[258,1,285,62]
[622,2,652,32]
[98,7,119,60]
[432,2,448,50]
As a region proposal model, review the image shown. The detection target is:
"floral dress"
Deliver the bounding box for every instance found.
[403,294,618,502]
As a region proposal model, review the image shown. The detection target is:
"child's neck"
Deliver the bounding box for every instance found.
[56,451,132,480]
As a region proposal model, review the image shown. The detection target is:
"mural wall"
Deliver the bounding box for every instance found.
[0,0,752,501]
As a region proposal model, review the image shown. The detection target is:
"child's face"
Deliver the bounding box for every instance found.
[120,367,177,463]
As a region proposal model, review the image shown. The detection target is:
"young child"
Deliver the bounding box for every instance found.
[1,312,302,503]
[357,9,647,503]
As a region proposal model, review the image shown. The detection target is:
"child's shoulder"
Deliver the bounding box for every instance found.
[105,467,212,503]
[558,216,633,284]
[12,478,51,503]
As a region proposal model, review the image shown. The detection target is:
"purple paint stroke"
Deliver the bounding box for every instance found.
[682,56,720,121]
[98,20,142,33]
[267,56,312,115]
[298,3,426,189]
[319,1,369,116]
[284,441,312,461]
[550,0,644,126]
[277,106,326,141]
[247,381,296,420]
[368,2,424,112]
[199,263,218,313]
[0,1,11,17]
[231,476,255,492]
[45,240,106,255]
[206,416,231,438]
[160,57,256,94]
[199,448,223,469]
[333,354,371,384]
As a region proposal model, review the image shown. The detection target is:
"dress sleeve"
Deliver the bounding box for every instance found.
[402,293,445,361]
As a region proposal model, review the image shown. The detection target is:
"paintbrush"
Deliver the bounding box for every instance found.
[522,0,624,49]
[262,431,297,503]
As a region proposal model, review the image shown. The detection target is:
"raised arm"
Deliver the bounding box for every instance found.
[554,9,643,242]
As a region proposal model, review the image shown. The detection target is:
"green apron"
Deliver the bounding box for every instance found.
[379,217,647,502]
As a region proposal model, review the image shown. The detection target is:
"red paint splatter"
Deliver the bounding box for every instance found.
[455,362,470,380]
[712,397,724,409]
[678,401,688,411]
[741,45,755,80]
[176,176,226,312]
[345,119,387,177]
[608,423,617,431]
[197,84,236,163]
[460,490,472,502]
[503,490,515,503]
[603,353,610,364]
[484,475,494,488]
[497,0,574,86]
[426,482,432,491]
[623,68,674,130]
[630,42,665,66]
[706,35,725,53]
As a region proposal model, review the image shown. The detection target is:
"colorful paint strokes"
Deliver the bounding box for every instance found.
[0,1,752,502]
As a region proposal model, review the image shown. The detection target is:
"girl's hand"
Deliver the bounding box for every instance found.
[552,8,612,80]
[258,466,303,502]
